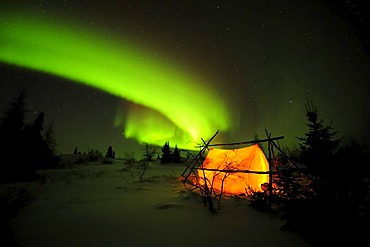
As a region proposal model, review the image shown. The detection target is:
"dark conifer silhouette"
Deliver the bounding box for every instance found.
[172,145,181,163]
[105,146,115,159]
[0,91,57,182]
[0,91,27,136]
[24,112,46,167]
[297,100,340,200]
[43,122,58,164]
[279,100,369,246]
[160,141,172,164]
[0,91,27,159]
[0,91,30,181]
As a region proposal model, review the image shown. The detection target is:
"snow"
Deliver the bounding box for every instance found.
[7,161,309,246]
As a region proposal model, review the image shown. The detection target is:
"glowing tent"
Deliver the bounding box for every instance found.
[196,144,270,195]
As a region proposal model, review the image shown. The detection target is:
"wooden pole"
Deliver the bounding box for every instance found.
[265,130,273,197]
[181,130,219,182]
[193,167,277,174]
[207,136,284,147]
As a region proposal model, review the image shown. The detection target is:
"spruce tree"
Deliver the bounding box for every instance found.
[24,112,46,167]
[0,91,27,158]
[0,91,57,182]
[160,141,172,164]
[106,146,114,159]
[297,100,340,200]
[281,100,369,246]
[172,145,181,163]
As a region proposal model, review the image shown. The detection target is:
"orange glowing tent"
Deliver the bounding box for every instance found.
[196,144,270,195]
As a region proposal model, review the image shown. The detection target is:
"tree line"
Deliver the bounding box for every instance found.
[0,91,186,183]
[0,91,58,182]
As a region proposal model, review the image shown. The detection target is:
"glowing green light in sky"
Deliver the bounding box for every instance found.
[0,12,232,149]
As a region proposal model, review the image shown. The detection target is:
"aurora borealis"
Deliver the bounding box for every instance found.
[0,12,231,150]
[1,1,369,156]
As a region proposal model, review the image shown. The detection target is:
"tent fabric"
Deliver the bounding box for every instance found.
[197,144,269,195]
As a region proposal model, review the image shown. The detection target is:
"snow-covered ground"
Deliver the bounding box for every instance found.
[6,161,309,246]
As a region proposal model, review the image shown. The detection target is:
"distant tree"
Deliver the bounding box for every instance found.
[44,122,57,154]
[0,91,57,182]
[123,152,136,166]
[31,112,44,134]
[172,145,181,163]
[74,146,78,154]
[0,92,30,182]
[43,121,58,165]
[160,141,172,164]
[136,143,157,182]
[0,91,27,138]
[0,91,27,159]
[24,112,47,167]
[142,143,157,162]
[105,145,115,159]
[86,149,103,162]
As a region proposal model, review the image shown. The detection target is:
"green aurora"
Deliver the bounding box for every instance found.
[0,12,232,150]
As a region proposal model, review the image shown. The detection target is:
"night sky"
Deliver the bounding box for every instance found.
[1,0,369,157]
